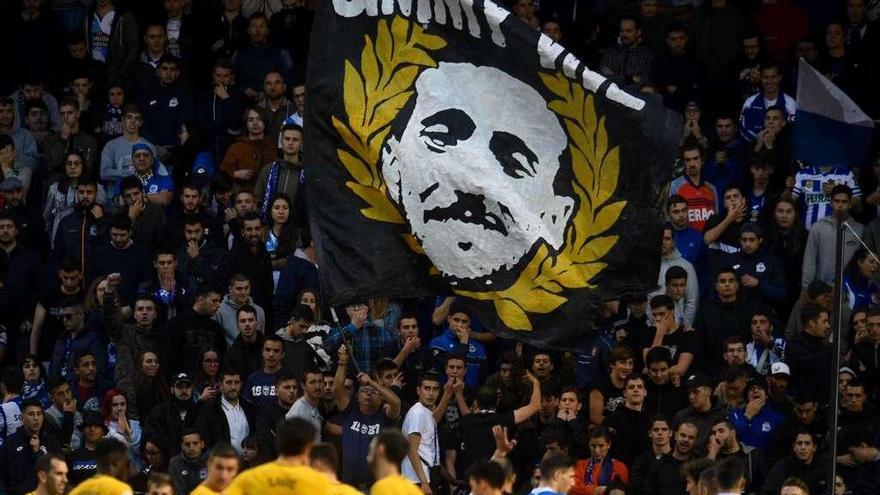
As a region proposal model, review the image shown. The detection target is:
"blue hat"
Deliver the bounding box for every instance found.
[131,142,153,157]
[0,177,23,192]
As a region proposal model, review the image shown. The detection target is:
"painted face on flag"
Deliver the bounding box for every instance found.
[383,62,574,281]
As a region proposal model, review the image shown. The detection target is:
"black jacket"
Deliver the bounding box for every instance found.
[166,207,227,250]
[760,454,828,495]
[195,397,258,448]
[51,206,108,267]
[0,428,63,495]
[644,453,693,495]
[717,445,769,494]
[224,334,264,383]
[228,243,274,325]
[162,309,227,377]
[604,406,651,466]
[786,332,832,403]
[144,399,201,457]
[695,296,753,375]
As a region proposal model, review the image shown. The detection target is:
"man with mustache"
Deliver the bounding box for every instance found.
[381,63,574,288]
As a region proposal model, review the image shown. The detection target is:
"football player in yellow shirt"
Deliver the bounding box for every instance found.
[368,430,421,495]
[68,438,134,495]
[145,473,173,495]
[25,453,68,495]
[223,417,330,495]
[309,443,361,495]
[191,444,240,495]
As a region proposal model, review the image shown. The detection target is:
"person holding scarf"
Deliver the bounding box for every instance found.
[254,124,303,220]
[571,426,629,495]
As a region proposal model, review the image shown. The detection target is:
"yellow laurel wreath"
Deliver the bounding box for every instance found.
[335,16,625,331]
[455,73,626,330]
[332,16,446,224]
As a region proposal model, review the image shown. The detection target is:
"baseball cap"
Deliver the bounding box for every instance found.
[684,372,712,390]
[190,152,215,188]
[131,142,153,157]
[172,372,193,386]
[770,362,790,376]
[81,411,107,430]
[747,374,768,392]
[0,177,23,192]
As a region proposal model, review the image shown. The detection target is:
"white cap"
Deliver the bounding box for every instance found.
[770,362,790,376]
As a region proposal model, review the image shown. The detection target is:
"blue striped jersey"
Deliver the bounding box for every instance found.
[791,166,860,229]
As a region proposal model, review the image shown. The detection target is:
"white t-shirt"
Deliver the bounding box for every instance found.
[401,402,438,484]
[285,397,323,442]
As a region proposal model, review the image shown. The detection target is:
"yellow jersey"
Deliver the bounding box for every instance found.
[370,475,422,495]
[329,480,363,495]
[223,461,330,495]
[68,474,133,495]
[190,484,221,495]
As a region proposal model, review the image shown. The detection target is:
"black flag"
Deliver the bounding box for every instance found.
[305,0,681,348]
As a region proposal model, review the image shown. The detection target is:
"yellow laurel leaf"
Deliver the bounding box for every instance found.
[592,201,626,237]
[596,146,620,205]
[337,149,373,186]
[366,90,414,136]
[493,299,533,331]
[375,19,393,74]
[390,15,410,48]
[397,47,439,68]
[332,117,369,164]
[347,182,405,224]
[548,100,578,122]
[570,147,595,198]
[538,72,570,100]
[402,233,425,254]
[366,127,392,169]
[595,115,609,165]
[577,235,619,261]
[362,36,380,95]
[555,260,593,288]
[382,65,421,95]
[413,29,447,51]
[343,60,367,130]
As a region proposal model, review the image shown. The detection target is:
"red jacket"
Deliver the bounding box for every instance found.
[570,457,629,495]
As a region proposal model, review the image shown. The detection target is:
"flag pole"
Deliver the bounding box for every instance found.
[828,219,847,491]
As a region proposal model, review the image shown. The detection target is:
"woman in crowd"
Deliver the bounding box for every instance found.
[571,426,629,495]
[194,347,222,403]
[103,388,143,470]
[843,249,879,311]
[44,151,107,244]
[265,194,298,276]
[766,197,807,317]
[133,351,170,419]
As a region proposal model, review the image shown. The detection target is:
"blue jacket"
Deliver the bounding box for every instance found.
[739,91,796,141]
[49,328,108,384]
[729,404,786,453]
[724,248,786,309]
[51,207,108,267]
[429,328,487,388]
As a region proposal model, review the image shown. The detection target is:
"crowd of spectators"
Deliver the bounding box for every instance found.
[0,0,880,495]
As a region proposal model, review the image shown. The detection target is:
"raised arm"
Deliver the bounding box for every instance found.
[334,345,351,411]
[513,372,541,424]
[359,372,402,420]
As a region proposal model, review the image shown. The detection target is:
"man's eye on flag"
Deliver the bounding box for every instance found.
[304,0,681,349]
